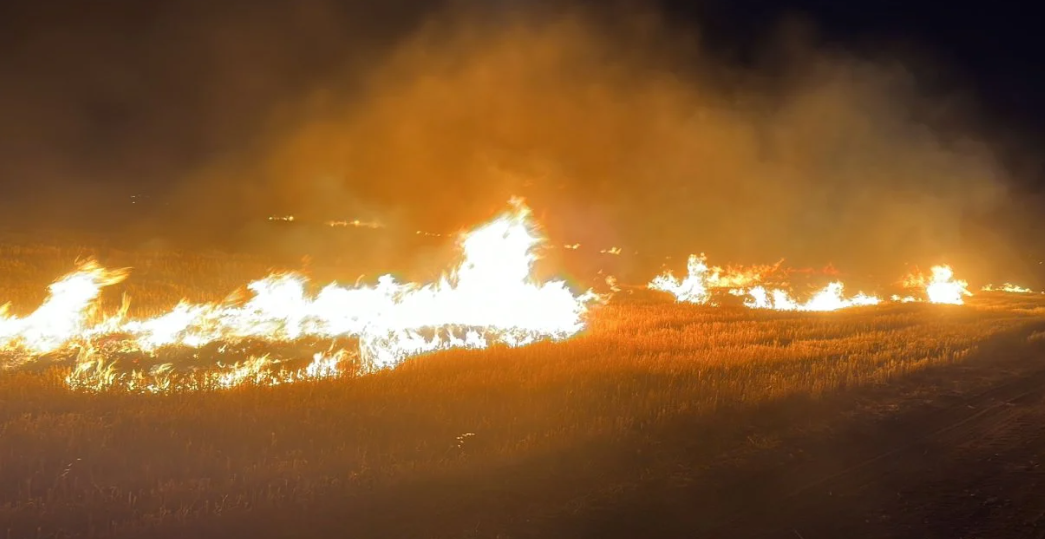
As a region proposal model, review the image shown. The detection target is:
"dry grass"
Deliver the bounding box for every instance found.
[1,243,1045,538]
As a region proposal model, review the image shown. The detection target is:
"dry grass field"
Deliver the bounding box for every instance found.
[3,241,1045,538]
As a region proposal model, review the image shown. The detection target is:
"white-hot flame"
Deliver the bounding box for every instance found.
[0,261,128,355]
[743,282,879,312]
[982,283,1034,294]
[903,265,971,305]
[649,254,716,304]
[2,201,596,391]
[649,254,877,311]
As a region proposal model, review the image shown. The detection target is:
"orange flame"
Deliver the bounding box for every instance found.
[650,254,878,311]
[648,254,777,304]
[982,283,1035,294]
[902,265,971,305]
[742,283,880,311]
[0,260,128,356]
[2,201,597,391]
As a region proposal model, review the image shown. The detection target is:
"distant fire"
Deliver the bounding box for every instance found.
[902,265,971,305]
[743,283,880,312]
[648,253,852,309]
[649,254,984,310]
[982,283,1035,294]
[649,254,718,304]
[0,202,1030,394]
[327,219,384,229]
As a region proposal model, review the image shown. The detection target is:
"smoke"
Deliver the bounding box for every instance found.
[0,0,1032,282]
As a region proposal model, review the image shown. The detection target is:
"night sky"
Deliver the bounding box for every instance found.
[1,0,1042,281]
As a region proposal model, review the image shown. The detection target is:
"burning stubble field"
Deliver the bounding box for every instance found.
[4,209,1045,538]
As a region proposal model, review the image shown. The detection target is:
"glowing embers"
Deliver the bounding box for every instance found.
[64,346,354,393]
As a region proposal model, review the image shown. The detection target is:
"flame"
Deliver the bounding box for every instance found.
[64,347,353,393]
[649,254,716,304]
[982,283,1034,294]
[0,260,128,356]
[903,265,971,305]
[1,201,595,391]
[742,282,880,312]
[648,254,782,305]
[650,254,877,311]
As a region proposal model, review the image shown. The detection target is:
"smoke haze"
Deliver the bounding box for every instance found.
[0,0,1037,283]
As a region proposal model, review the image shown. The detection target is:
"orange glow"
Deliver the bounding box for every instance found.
[649,254,878,311]
[902,265,971,305]
[743,282,880,312]
[3,200,597,392]
[982,283,1035,294]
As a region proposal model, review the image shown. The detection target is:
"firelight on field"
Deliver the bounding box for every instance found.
[902,265,972,305]
[649,253,879,311]
[982,283,1035,294]
[0,200,598,392]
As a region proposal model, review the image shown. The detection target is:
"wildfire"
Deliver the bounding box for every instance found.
[327,219,383,229]
[1,200,597,392]
[982,283,1034,294]
[743,283,880,312]
[649,254,716,304]
[0,261,128,357]
[903,265,971,305]
[650,254,877,311]
[64,347,352,393]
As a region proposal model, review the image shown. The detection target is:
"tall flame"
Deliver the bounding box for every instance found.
[0,260,128,356]
[0,201,596,390]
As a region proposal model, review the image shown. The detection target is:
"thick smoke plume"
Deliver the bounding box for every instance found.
[0,0,1035,283]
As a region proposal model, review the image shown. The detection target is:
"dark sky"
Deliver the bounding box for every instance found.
[684,0,1045,185]
[0,0,1042,280]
